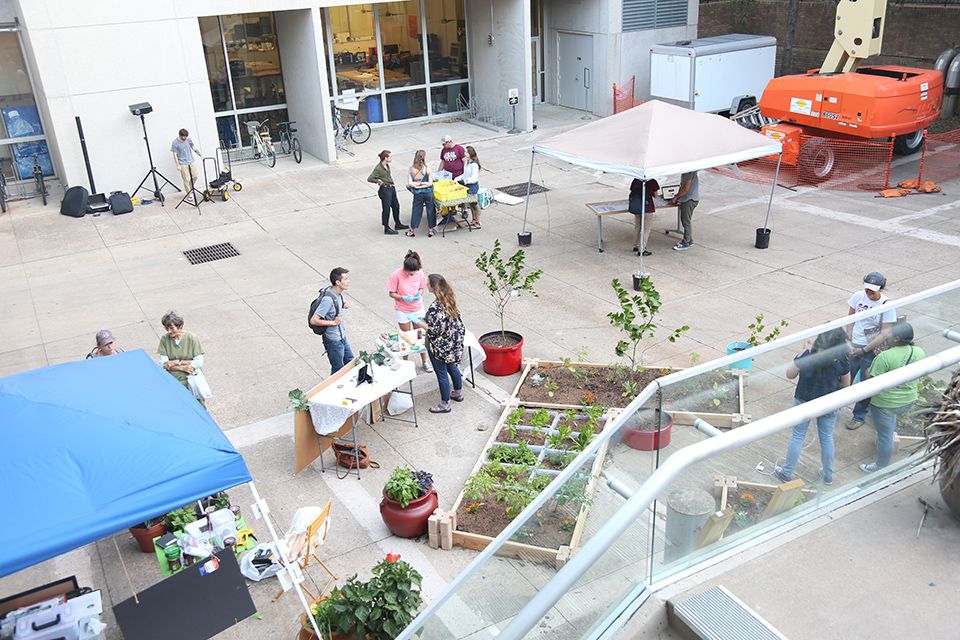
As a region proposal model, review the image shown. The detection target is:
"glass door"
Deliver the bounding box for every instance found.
[531,37,542,104]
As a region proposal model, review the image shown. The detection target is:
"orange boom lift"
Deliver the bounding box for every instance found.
[757,0,943,181]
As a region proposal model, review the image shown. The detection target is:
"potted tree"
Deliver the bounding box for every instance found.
[380,467,438,538]
[474,239,543,376]
[726,314,789,372]
[129,516,167,553]
[922,369,960,521]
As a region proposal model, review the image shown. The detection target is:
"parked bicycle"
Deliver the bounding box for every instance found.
[244,119,277,168]
[0,171,7,213]
[32,153,47,206]
[333,104,372,145]
[276,121,302,164]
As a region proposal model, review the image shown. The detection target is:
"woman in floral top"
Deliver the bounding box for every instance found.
[413,273,465,414]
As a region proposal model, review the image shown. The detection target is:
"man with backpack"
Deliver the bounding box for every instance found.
[310,267,353,374]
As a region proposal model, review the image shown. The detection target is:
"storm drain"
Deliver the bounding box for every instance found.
[183,242,240,265]
[496,182,550,198]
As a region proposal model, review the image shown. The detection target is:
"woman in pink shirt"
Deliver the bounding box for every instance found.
[387,250,432,372]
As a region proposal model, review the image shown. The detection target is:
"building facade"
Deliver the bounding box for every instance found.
[4,0,695,194]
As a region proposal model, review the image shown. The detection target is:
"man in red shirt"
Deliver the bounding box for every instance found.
[438,134,466,178]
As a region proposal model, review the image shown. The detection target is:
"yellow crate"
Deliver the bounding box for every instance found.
[434,180,467,203]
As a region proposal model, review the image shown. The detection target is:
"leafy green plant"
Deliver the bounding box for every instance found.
[546,452,576,469]
[475,239,544,340]
[529,474,553,493]
[608,277,689,369]
[530,408,552,432]
[497,480,535,519]
[584,404,605,429]
[688,352,701,365]
[326,554,423,639]
[165,506,197,532]
[134,516,165,529]
[554,476,590,511]
[384,467,422,507]
[570,423,595,451]
[621,379,639,399]
[487,442,537,466]
[288,388,311,412]
[711,381,727,408]
[505,407,525,439]
[547,424,573,450]
[211,491,231,511]
[745,314,789,347]
[358,344,391,366]
[543,377,559,398]
[464,471,496,502]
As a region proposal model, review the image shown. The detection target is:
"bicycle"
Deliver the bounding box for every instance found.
[244,119,277,168]
[32,153,47,206]
[0,171,7,213]
[277,121,302,163]
[333,104,372,145]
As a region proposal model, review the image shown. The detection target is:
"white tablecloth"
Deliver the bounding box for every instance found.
[308,359,416,435]
[462,330,485,377]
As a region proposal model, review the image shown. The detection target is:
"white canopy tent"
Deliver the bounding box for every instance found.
[520,100,783,275]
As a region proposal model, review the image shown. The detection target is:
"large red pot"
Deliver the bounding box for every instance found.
[479,331,524,376]
[380,488,439,538]
[623,420,673,451]
[129,521,167,553]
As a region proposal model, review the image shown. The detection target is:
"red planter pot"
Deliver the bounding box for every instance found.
[623,420,673,451]
[479,331,524,376]
[129,522,167,553]
[380,488,439,538]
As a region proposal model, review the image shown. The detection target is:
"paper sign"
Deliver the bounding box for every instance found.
[789,97,812,115]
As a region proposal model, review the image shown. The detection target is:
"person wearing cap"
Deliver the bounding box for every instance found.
[860,322,925,473]
[86,329,124,358]
[438,135,466,179]
[845,272,898,430]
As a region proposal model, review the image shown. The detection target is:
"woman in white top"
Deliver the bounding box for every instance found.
[456,145,482,229]
[845,271,898,430]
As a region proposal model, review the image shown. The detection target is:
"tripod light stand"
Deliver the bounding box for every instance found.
[176,163,204,212]
[129,103,179,205]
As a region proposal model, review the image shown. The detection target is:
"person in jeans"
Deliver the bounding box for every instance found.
[412,274,465,414]
[775,328,851,486]
[845,271,898,430]
[669,171,699,251]
[368,150,408,235]
[406,150,436,237]
[629,178,660,256]
[310,267,354,374]
[387,250,432,372]
[456,146,482,229]
[860,323,925,473]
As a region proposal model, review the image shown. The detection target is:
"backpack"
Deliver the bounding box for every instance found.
[308,288,340,336]
[60,186,89,218]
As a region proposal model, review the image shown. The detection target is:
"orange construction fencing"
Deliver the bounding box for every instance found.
[613,76,644,114]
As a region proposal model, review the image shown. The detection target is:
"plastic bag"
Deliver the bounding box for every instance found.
[240,543,282,581]
[434,170,453,182]
[478,188,493,209]
[387,390,414,415]
[187,370,213,399]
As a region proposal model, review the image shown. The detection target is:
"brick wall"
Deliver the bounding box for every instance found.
[698,0,960,74]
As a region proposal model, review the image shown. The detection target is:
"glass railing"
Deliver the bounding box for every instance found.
[400,279,960,640]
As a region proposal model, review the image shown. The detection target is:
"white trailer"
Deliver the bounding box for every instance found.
[650,34,776,114]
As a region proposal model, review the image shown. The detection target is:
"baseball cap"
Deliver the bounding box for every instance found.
[441,134,453,143]
[863,271,886,292]
[96,329,116,347]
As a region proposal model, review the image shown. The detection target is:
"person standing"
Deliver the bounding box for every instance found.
[774,328,851,486]
[157,311,208,406]
[170,129,201,191]
[412,274,465,414]
[670,171,699,251]
[86,329,124,358]
[407,150,436,237]
[456,146,482,229]
[311,267,354,374]
[438,134,466,179]
[387,250,431,372]
[860,323,925,472]
[368,150,408,235]
[845,271,898,430]
[629,178,659,256]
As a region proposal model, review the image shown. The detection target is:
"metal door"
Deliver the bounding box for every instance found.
[557,32,593,111]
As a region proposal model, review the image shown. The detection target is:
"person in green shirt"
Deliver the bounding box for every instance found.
[368,149,408,235]
[157,310,207,406]
[860,322,924,472]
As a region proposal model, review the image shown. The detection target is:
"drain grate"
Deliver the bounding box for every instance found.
[183,242,240,265]
[496,182,550,198]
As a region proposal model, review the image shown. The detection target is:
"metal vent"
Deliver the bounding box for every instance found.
[183,242,240,265]
[623,0,688,31]
[496,182,550,198]
[673,586,789,640]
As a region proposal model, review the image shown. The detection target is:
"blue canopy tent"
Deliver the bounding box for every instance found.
[0,350,252,578]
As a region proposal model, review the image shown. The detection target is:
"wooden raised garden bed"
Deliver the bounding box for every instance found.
[447,404,612,568]
[513,359,750,429]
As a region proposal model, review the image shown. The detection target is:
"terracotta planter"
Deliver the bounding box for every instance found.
[623,420,673,451]
[380,487,439,538]
[129,521,167,553]
[299,611,353,640]
[479,331,524,376]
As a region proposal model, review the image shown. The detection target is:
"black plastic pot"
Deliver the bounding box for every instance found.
[755,227,771,249]
[517,231,532,247]
[632,273,648,291]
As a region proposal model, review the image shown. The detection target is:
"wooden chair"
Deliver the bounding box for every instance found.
[272,500,337,603]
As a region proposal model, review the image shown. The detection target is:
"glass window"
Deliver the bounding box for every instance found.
[430,82,468,115]
[328,5,379,94]
[320,10,334,96]
[385,89,427,121]
[221,13,285,109]
[0,32,52,179]
[237,108,289,147]
[200,17,232,112]
[378,1,426,89]
[425,0,466,83]
[216,115,239,149]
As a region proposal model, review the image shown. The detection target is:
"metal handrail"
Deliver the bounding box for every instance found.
[398,278,960,639]
[498,335,960,639]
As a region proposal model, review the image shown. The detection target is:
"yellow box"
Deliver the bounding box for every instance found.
[433,179,467,203]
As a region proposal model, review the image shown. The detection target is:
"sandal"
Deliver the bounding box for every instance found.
[405,230,415,237]
[470,222,482,229]
[429,403,451,414]
[450,391,464,402]
[428,229,435,237]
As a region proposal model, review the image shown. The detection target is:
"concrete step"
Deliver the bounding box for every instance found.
[668,585,788,640]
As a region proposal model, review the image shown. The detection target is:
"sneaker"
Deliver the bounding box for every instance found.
[773,466,792,483]
[846,418,864,430]
[641,250,653,257]
[422,361,434,373]
[384,227,398,235]
[820,469,834,486]
[395,222,409,230]
[859,463,879,473]
[673,240,693,251]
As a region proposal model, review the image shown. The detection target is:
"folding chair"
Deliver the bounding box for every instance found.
[272,500,338,603]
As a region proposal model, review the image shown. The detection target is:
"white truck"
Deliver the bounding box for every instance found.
[649,34,776,116]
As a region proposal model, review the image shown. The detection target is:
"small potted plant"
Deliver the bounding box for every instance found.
[165,505,198,535]
[727,314,789,372]
[474,239,543,376]
[129,516,167,553]
[380,467,438,538]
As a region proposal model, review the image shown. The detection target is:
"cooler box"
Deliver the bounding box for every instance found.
[15,602,80,640]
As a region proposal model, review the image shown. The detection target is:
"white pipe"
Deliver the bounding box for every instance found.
[693,418,722,437]
[497,343,960,640]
